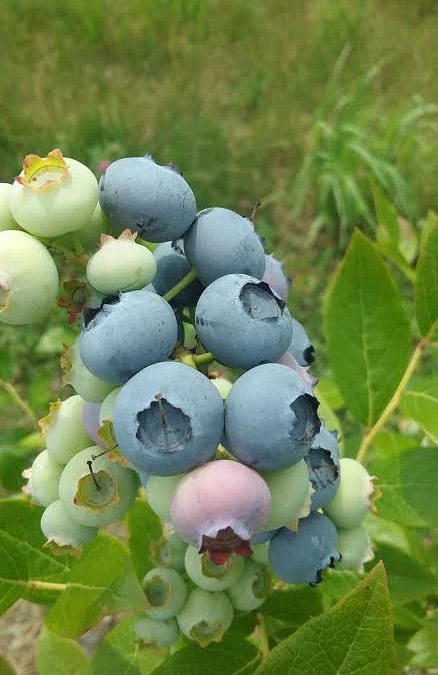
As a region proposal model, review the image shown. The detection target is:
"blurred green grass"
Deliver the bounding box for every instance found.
[0,0,436,478]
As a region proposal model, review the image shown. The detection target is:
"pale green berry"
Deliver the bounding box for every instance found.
[86,230,156,295]
[143,568,187,620]
[27,450,63,507]
[336,524,374,573]
[261,459,314,530]
[324,458,376,529]
[227,559,271,611]
[41,499,98,551]
[146,474,185,521]
[0,230,59,325]
[99,386,122,425]
[184,546,245,591]
[0,184,19,231]
[58,446,138,527]
[177,588,234,648]
[10,150,98,237]
[252,542,269,566]
[150,532,187,572]
[134,615,179,648]
[41,395,93,465]
[61,339,117,403]
[77,202,107,247]
[210,375,233,401]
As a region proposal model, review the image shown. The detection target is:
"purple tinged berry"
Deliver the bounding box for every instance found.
[99,155,196,242]
[170,459,271,565]
[184,207,266,286]
[113,361,224,476]
[276,350,318,391]
[195,274,293,369]
[225,363,321,471]
[305,424,340,511]
[79,291,178,384]
[262,254,292,301]
[268,512,341,585]
[82,402,105,447]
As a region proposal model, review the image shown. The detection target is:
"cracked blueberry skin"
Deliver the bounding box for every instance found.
[99,155,196,242]
[262,254,292,301]
[305,424,340,511]
[268,512,341,585]
[113,361,224,476]
[170,459,271,564]
[287,318,315,366]
[153,240,204,307]
[79,291,178,384]
[195,274,293,369]
[225,363,321,471]
[184,207,266,286]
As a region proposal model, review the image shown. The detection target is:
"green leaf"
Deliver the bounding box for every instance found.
[45,533,146,638]
[151,636,260,675]
[365,515,428,564]
[369,543,438,606]
[262,586,323,629]
[255,562,397,675]
[407,616,438,668]
[370,430,417,459]
[324,230,411,426]
[89,615,163,675]
[373,447,438,528]
[319,569,362,608]
[127,498,162,581]
[415,212,438,337]
[37,626,89,675]
[0,499,71,614]
[315,378,344,410]
[0,654,17,675]
[400,377,438,444]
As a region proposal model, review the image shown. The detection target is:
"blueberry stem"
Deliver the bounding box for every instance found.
[137,237,159,252]
[250,199,262,221]
[87,460,101,491]
[163,267,198,302]
[256,613,270,659]
[0,379,38,427]
[193,352,214,366]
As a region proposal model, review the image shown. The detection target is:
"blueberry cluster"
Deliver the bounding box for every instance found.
[1,150,376,649]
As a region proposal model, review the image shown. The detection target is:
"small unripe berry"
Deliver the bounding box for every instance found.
[41,396,93,465]
[177,588,234,648]
[41,499,98,552]
[27,450,63,507]
[336,524,374,573]
[261,459,314,531]
[134,615,179,648]
[143,567,187,620]
[323,458,377,529]
[184,546,245,591]
[227,559,271,611]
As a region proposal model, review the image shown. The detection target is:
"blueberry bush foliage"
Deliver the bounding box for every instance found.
[0,150,437,675]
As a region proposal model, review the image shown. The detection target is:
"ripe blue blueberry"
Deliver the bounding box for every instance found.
[99,155,196,242]
[152,239,204,307]
[225,363,321,471]
[261,254,291,301]
[268,512,341,585]
[305,424,340,511]
[184,207,266,286]
[79,291,178,384]
[195,274,293,369]
[113,361,224,476]
[288,318,315,366]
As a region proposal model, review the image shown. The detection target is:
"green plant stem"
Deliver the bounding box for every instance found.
[0,379,38,427]
[193,352,214,366]
[26,580,67,592]
[256,613,270,659]
[163,268,198,302]
[137,238,158,252]
[356,326,435,464]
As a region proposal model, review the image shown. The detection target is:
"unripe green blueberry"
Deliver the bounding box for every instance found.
[227,559,271,611]
[0,230,59,325]
[0,184,19,230]
[86,230,156,295]
[150,532,187,572]
[336,524,374,573]
[143,567,187,620]
[177,588,234,648]
[324,458,376,529]
[261,459,314,531]
[99,386,123,425]
[10,150,98,237]
[61,339,117,403]
[41,499,98,551]
[134,615,179,648]
[146,473,185,522]
[77,202,107,248]
[184,546,245,591]
[41,396,93,465]
[27,450,63,507]
[210,374,233,401]
[58,446,138,527]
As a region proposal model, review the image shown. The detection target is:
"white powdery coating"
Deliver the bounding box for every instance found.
[170,460,271,549]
